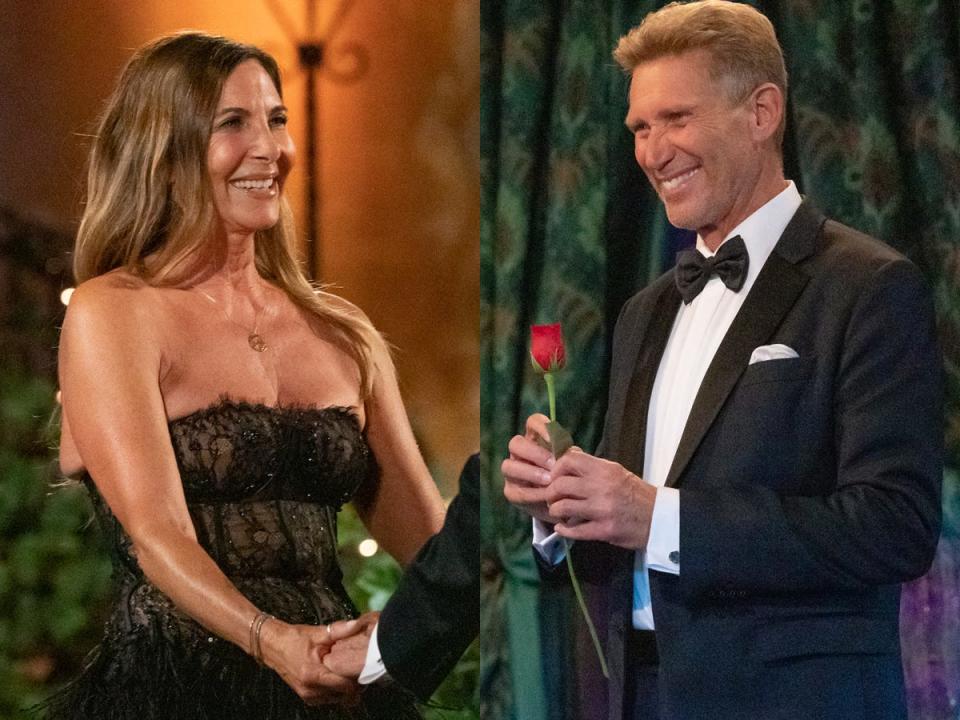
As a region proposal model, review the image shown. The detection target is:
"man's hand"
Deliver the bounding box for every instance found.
[546,449,656,549]
[323,632,372,679]
[501,413,557,523]
[259,620,360,706]
[323,611,380,680]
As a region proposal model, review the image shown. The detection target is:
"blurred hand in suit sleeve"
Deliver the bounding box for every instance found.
[323,455,480,700]
[324,613,378,678]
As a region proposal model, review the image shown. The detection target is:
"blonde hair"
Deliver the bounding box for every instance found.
[613,0,788,145]
[74,31,379,395]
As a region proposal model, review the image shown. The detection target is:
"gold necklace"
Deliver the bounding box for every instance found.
[195,288,271,352]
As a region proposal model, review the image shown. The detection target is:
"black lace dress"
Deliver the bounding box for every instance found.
[39,400,420,720]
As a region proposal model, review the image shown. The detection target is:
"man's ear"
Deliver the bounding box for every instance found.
[747,82,784,144]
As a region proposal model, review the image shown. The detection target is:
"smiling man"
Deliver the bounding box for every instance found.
[501,2,943,719]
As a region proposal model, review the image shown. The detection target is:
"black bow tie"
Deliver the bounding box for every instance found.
[675,235,749,304]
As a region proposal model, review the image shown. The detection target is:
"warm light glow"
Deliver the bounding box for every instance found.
[357,539,378,557]
[60,287,75,305]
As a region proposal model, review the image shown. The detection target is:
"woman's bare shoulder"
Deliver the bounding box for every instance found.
[314,288,387,342]
[58,271,167,474]
[73,268,152,301]
[60,270,171,367]
[66,270,166,330]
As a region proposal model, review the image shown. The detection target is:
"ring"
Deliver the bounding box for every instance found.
[325,623,332,639]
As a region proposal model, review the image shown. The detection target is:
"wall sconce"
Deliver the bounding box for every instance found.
[264,0,369,280]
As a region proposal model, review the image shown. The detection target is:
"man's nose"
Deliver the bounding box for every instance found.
[638,126,672,171]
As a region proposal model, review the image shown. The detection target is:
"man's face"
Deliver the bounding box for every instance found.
[626,49,764,240]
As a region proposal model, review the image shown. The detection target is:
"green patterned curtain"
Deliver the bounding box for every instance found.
[481,1,960,719]
[480,1,659,718]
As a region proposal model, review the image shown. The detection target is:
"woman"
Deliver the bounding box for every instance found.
[47,31,445,719]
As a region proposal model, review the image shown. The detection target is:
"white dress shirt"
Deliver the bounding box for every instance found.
[359,623,388,684]
[534,181,802,630]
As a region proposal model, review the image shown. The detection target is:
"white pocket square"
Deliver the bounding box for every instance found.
[749,344,799,365]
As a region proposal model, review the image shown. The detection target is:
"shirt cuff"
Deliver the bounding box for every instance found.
[645,487,680,575]
[358,623,390,685]
[532,518,568,565]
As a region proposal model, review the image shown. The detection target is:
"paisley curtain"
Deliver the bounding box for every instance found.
[480,1,960,718]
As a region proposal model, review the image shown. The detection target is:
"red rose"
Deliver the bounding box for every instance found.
[526,320,607,677]
[530,323,566,373]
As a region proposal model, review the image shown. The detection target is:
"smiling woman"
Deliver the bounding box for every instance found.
[206,60,294,237]
[43,31,445,720]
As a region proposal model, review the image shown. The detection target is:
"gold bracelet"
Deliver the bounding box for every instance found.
[253,612,273,665]
[248,611,273,666]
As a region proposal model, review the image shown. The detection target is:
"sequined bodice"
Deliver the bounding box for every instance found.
[85,399,377,641]
[168,400,371,505]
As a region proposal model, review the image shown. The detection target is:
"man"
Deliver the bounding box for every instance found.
[323,454,480,702]
[501,2,942,719]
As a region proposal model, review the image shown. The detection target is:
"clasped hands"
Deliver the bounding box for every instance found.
[502,414,656,550]
[261,610,380,707]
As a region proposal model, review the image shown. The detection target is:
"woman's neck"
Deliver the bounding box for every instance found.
[187,230,268,302]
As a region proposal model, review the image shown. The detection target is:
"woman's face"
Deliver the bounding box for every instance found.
[207,59,295,236]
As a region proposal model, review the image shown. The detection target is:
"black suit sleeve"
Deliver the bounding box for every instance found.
[378,454,479,701]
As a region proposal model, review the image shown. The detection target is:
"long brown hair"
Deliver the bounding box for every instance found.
[74,31,379,394]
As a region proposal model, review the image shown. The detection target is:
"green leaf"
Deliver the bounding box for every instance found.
[546,421,573,458]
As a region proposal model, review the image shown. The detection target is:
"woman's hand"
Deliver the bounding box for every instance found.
[259,619,361,706]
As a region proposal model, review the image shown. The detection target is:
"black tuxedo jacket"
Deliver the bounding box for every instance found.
[378,454,479,701]
[575,202,942,720]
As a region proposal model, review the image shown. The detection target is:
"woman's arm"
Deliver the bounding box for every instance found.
[357,337,446,566]
[59,277,354,703]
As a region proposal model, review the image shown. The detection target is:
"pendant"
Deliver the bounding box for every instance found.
[248,333,268,352]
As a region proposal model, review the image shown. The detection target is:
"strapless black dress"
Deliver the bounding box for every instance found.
[38,399,419,719]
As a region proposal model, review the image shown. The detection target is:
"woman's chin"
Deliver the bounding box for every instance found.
[217,214,281,237]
